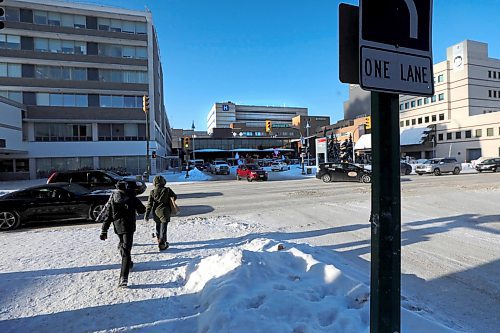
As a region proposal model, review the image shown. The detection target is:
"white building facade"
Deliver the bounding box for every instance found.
[207,101,308,134]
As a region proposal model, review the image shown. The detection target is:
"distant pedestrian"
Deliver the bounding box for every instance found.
[145,175,178,251]
[98,181,146,288]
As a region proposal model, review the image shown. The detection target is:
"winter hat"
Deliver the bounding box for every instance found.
[153,175,166,187]
[115,181,128,191]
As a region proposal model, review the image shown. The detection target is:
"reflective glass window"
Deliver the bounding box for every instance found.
[34,10,48,25]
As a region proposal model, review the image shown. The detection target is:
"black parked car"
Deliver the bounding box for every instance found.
[47,170,146,195]
[475,158,500,172]
[400,161,412,175]
[316,163,372,183]
[0,183,111,231]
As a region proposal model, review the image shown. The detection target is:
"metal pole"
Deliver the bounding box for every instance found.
[306,122,310,167]
[146,110,150,177]
[370,92,401,333]
[193,135,196,160]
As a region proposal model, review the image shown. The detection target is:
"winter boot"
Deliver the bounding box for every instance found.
[159,242,169,251]
[118,278,128,288]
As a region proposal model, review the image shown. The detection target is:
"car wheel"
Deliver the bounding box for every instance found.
[405,167,411,175]
[453,167,461,175]
[433,168,441,176]
[247,177,253,182]
[477,170,482,173]
[362,174,372,183]
[417,173,423,176]
[492,167,497,173]
[321,174,331,183]
[89,204,105,221]
[236,175,240,180]
[263,177,268,181]
[0,211,21,231]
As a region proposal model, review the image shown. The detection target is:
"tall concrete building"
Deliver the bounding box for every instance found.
[0,0,171,179]
[207,101,308,135]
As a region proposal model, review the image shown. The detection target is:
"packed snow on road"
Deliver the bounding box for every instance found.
[0,172,499,333]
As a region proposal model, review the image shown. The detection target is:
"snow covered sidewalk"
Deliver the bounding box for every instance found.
[0,216,456,333]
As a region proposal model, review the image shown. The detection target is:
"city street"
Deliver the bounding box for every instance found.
[1,172,499,332]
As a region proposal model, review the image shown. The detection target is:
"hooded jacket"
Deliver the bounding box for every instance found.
[145,175,177,223]
[99,189,146,234]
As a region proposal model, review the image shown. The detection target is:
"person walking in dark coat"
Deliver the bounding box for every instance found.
[145,175,177,251]
[98,181,146,288]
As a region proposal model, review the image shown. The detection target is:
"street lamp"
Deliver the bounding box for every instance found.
[191,121,196,161]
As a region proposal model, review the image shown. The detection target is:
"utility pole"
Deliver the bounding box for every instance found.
[142,95,150,178]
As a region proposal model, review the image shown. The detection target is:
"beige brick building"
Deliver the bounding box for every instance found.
[399,40,500,162]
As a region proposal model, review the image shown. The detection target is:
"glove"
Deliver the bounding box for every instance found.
[99,231,107,241]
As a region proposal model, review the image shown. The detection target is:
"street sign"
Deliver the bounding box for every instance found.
[359,0,434,96]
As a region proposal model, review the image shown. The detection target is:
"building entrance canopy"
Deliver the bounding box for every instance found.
[354,126,433,150]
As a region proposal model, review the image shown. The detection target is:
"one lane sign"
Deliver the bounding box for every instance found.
[359,0,434,96]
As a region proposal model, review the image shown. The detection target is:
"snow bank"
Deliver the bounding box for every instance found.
[0,219,458,333]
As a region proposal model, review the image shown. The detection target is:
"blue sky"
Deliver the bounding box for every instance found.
[74,0,500,130]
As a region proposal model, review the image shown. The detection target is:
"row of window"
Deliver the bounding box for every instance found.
[5,7,147,35]
[0,63,148,84]
[0,63,21,77]
[488,70,500,79]
[34,124,92,141]
[488,90,500,98]
[400,113,446,127]
[0,34,148,60]
[399,93,445,111]
[437,127,499,141]
[34,123,146,142]
[0,91,22,103]
[0,91,148,108]
[35,93,145,108]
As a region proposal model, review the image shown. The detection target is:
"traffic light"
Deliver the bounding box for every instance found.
[365,116,371,130]
[0,1,4,30]
[183,137,190,148]
[142,95,149,113]
[151,151,157,159]
[265,120,272,133]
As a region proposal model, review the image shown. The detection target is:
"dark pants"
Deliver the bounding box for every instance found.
[155,222,168,245]
[118,233,134,280]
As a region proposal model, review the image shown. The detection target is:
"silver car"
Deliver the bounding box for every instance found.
[415,158,462,176]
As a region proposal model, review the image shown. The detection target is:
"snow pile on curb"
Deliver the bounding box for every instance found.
[0,220,459,333]
[153,168,214,183]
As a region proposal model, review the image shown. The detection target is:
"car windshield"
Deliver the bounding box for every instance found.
[247,165,259,170]
[61,183,91,195]
[424,160,440,164]
[104,171,122,180]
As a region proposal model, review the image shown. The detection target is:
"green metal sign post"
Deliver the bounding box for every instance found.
[370,91,401,333]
